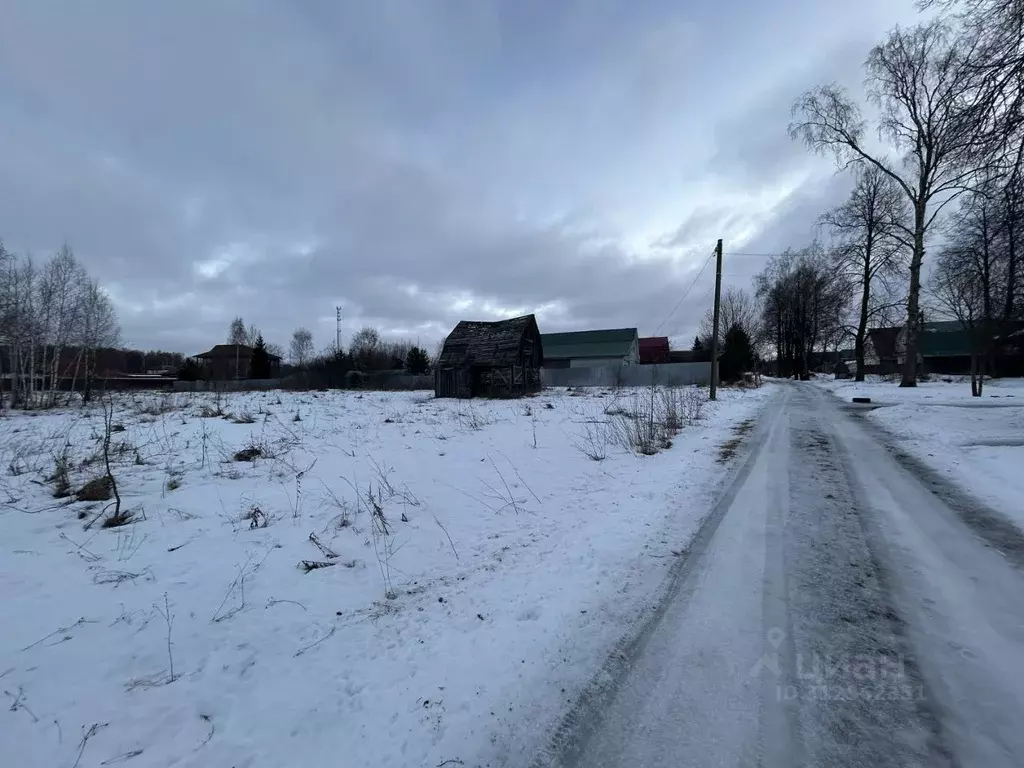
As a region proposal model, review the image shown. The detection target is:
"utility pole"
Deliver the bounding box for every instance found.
[709,238,723,401]
[336,305,342,354]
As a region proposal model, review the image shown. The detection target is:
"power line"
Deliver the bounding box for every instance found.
[724,251,787,258]
[655,250,716,334]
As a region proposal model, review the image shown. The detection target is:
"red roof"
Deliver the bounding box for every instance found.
[638,336,669,363]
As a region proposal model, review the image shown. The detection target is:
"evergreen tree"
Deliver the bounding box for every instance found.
[405,346,430,375]
[719,325,754,382]
[249,334,272,379]
[692,336,704,352]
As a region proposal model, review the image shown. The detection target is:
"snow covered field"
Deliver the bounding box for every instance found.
[0,384,773,768]
[813,375,1024,530]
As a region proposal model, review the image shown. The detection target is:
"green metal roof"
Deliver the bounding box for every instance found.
[919,328,973,357]
[541,328,637,361]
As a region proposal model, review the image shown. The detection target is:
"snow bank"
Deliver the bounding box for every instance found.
[0,384,774,767]
[812,375,1024,530]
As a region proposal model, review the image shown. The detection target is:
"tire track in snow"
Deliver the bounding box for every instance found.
[529,390,788,767]
[531,384,963,768]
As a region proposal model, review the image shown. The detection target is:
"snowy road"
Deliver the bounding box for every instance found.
[535,383,1024,768]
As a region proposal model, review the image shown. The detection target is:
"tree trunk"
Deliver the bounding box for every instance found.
[775,317,783,377]
[855,260,871,382]
[970,349,979,397]
[28,337,36,407]
[978,349,985,396]
[66,349,83,406]
[83,349,93,404]
[901,206,926,387]
[1004,186,1018,324]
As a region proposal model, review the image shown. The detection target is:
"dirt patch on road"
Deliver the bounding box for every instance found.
[717,419,755,463]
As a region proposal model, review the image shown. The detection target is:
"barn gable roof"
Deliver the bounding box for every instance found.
[437,314,540,368]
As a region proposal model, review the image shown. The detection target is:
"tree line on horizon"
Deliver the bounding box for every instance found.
[177,316,435,384]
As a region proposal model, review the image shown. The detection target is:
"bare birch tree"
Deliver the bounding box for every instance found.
[791,20,989,386]
[697,288,760,351]
[227,317,247,345]
[931,244,988,393]
[289,327,314,367]
[38,246,88,405]
[79,279,120,403]
[821,166,910,380]
[0,243,118,408]
[245,323,261,347]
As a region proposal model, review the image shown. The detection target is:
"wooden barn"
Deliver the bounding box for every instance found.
[434,315,543,398]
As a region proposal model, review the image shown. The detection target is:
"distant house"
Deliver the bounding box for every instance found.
[809,348,856,373]
[541,328,639,369]
[866,321,1024,376]
[865,327,902,372]
[434,314,543,399]
[194,344,282,381]
[638,336,670,364]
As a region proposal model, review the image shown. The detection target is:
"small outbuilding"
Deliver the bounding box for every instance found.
[434,314,543,398]
[638,336,670,364]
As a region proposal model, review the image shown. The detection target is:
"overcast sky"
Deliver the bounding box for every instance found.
[0,0,922,354]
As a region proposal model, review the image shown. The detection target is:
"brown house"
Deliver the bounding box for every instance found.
[435,315,543,398]
[194,344,281,381]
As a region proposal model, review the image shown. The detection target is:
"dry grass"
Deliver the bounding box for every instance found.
[101,508,136,528]
[75,476,113,502]
[233,445,263,462]
[716,437,743,463]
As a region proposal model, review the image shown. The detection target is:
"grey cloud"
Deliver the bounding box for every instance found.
[0,0,924,353]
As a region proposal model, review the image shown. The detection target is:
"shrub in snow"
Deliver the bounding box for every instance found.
[47,450,72,498]
[101,508,136,529]
[75,475,112,502]
[573,420,610,461]
[233,444,263,462]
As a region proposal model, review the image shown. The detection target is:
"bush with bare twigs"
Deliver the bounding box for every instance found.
[572,420,611,461]
[585,385,709,457]
[610,389,663,456]
[679,386,707,424]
